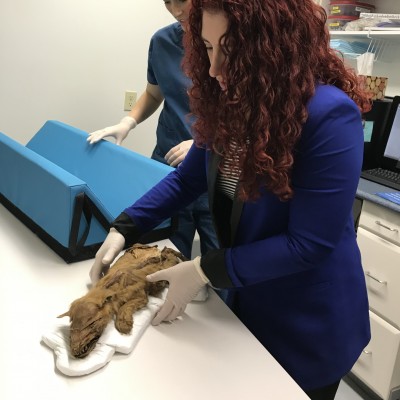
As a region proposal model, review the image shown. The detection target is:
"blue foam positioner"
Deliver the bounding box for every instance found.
[0,120,175,262]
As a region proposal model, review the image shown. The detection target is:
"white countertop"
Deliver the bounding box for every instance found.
[0,203,309,400]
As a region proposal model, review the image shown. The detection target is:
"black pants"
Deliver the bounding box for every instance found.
[304,380,340,400]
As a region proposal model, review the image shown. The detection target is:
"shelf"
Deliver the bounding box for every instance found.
[330,30,400,40]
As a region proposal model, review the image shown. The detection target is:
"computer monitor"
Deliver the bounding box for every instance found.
[379,96,400,171]
[362,98,392,170]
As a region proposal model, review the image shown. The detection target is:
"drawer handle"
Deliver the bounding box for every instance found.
[365,271,387,285]
[375,220,399,233]
[363,350,372,355]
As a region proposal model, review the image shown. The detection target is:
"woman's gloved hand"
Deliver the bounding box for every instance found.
[164,139,193,167]
[89,228,125,284]
[147,257,209,325]
[87,116,137,145]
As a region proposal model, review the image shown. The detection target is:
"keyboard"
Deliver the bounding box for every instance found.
[361,168,400,191]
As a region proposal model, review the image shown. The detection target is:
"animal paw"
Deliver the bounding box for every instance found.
[115,318,133,334]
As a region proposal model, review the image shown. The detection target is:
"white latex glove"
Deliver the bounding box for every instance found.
[146,257,209,325]
[164,139,193,167]
[87,116,137,145]
[89,228,125,284]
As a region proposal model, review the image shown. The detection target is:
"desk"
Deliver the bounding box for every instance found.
[0,204,308,400]
[357,178,400,213]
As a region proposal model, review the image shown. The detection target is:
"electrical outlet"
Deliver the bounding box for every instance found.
[124,90,137,111]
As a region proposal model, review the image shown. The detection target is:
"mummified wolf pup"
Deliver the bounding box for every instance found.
[58,244,186,359]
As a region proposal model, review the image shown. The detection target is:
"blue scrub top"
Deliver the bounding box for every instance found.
[147,23,193,164]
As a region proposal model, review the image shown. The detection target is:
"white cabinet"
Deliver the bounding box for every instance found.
[358,228,400,329]
[353,200,400,400]
[352,311,400,400]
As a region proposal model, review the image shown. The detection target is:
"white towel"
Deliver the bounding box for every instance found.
[42,287,208,376]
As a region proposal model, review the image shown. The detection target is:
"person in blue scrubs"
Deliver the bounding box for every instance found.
[90,1,371,399]
[88,0,218,261]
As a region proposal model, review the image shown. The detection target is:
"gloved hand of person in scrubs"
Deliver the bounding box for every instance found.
[164,139,193,167]
[87,116,137,145]
[89,228,125,284]
[147,256,209,325]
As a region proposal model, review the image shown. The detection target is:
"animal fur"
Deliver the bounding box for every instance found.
[58,244,185,358]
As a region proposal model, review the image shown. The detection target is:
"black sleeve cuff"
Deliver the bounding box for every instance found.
[201,249,234,289]
[111,212,142,246]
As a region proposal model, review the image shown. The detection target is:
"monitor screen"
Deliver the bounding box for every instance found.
[361,98,392,170]
[383,102,400,161]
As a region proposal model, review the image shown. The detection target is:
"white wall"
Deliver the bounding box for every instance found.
[2,0,399,155]
[0,0,174,156]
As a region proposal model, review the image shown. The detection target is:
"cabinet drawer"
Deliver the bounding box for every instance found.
[352,311,400,400]
[359,201,400,246]
[357,227,400,328]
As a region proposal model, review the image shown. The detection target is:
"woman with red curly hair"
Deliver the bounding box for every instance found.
[90,1,371,398]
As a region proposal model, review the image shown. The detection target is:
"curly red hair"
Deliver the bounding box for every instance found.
[183,0,371,201]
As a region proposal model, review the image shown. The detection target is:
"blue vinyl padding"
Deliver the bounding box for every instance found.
[0,120,173,250]
[26,121,173,218]
[0,130,92,247]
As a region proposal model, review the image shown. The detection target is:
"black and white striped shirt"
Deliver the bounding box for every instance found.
[216,140,242,199]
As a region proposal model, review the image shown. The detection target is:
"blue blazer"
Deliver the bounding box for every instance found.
[121,84,371,390]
